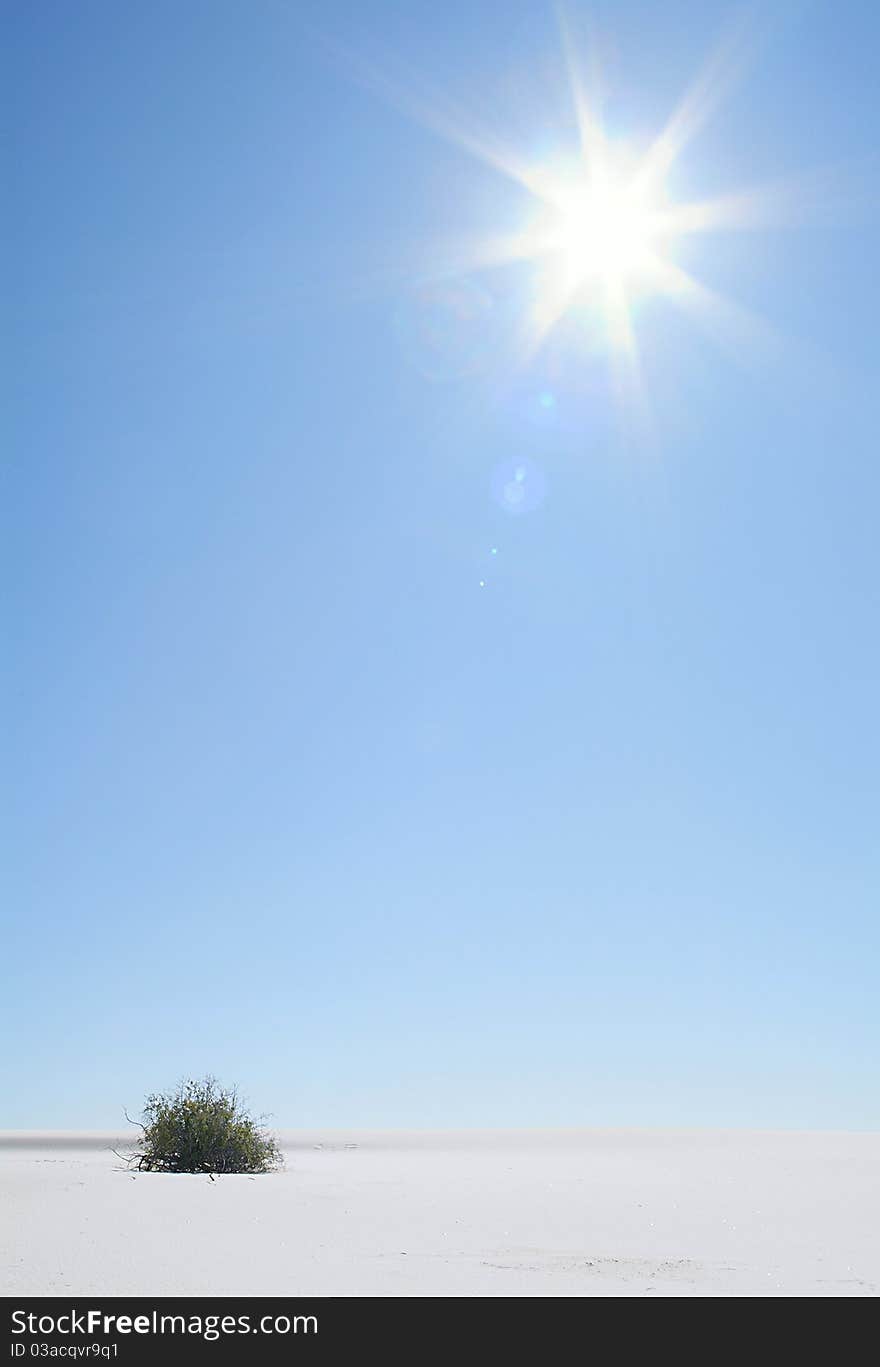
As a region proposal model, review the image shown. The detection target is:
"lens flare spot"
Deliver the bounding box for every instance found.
[491,457,547,515]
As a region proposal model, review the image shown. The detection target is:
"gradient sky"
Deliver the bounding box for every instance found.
[4,0,878,1130]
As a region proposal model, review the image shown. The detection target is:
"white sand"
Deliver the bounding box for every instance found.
[2,1129,877,1296]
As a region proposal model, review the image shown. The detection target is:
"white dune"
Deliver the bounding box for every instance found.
[2,1129,877,1296]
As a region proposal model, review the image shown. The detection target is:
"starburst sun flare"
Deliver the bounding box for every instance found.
[345,11,847,402]
[517,142,680,354]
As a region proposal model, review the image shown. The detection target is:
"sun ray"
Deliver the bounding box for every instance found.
[555,3,609,180]
[632,6,765,202]
[323,32,562,204]
[644,256,856,414]
[653,155,880,238]
[649,257,789,369]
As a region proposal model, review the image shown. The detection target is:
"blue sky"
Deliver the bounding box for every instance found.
[4,0,878,1129]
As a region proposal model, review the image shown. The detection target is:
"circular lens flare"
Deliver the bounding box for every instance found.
[491,457,547,515]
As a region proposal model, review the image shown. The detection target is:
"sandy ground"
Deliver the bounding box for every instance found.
[2,1129,878,1297]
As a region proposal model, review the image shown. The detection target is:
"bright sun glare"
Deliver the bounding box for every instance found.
[516,138,683,360]
[542,170,664,293]
[353,7,834,406]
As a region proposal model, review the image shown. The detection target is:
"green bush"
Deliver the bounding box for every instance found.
[124,1076,281,1174]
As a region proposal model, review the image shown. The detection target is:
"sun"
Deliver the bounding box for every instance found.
[511,143,678,358]
[351,9,828,389]
[543,173,665,295]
